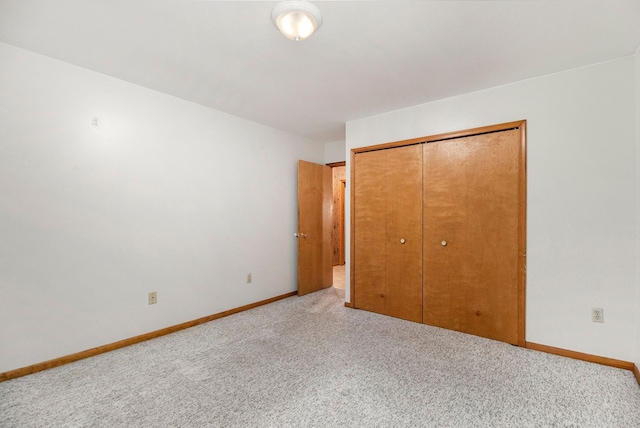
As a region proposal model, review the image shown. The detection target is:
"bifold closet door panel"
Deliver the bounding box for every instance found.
[423,129,520,344]
[384,145,422,323]
[354,145,423,323]
[354,149,387,316]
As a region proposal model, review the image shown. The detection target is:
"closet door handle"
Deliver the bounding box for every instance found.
[400,239,406,244]
[441,240,447,246]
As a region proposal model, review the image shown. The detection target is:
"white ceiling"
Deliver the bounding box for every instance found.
[1,1,640,144]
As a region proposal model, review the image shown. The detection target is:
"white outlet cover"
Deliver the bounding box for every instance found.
[591,307,603,323]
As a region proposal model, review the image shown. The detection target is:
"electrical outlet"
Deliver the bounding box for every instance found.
[247,273,252,284]
[592,307,603,323]
[148,292,157,305]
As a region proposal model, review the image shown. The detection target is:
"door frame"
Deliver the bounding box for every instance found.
[350,120,527,346]
[339,179,346,265]
[327,161,346,266]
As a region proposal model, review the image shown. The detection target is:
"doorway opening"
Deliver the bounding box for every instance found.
[327,161,346,290]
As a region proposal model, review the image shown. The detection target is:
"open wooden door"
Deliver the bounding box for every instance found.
[297,160,332,296]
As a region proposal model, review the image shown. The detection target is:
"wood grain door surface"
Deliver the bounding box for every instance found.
[354,145,423,323]
[297,160,332,296]
[423,129,520,344]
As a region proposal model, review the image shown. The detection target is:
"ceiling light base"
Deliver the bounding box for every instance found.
[272,1,322,41]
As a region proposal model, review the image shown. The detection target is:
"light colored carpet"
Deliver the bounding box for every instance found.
[1,288,639,427]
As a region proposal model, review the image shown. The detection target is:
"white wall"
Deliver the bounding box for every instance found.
[324,140,346,164]
[635,48,640,370]
[0,43,323,374]
[346,57,637,362]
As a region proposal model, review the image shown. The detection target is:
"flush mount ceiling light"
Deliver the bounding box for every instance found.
[271,1,322,41]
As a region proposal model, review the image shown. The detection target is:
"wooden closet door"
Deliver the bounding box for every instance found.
[354,145,422,323]
[423,129,520,344]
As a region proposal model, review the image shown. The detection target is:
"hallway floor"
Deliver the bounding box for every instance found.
[332,264,345,290]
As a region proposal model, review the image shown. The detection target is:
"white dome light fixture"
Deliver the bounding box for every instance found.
[272,1,323,41]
